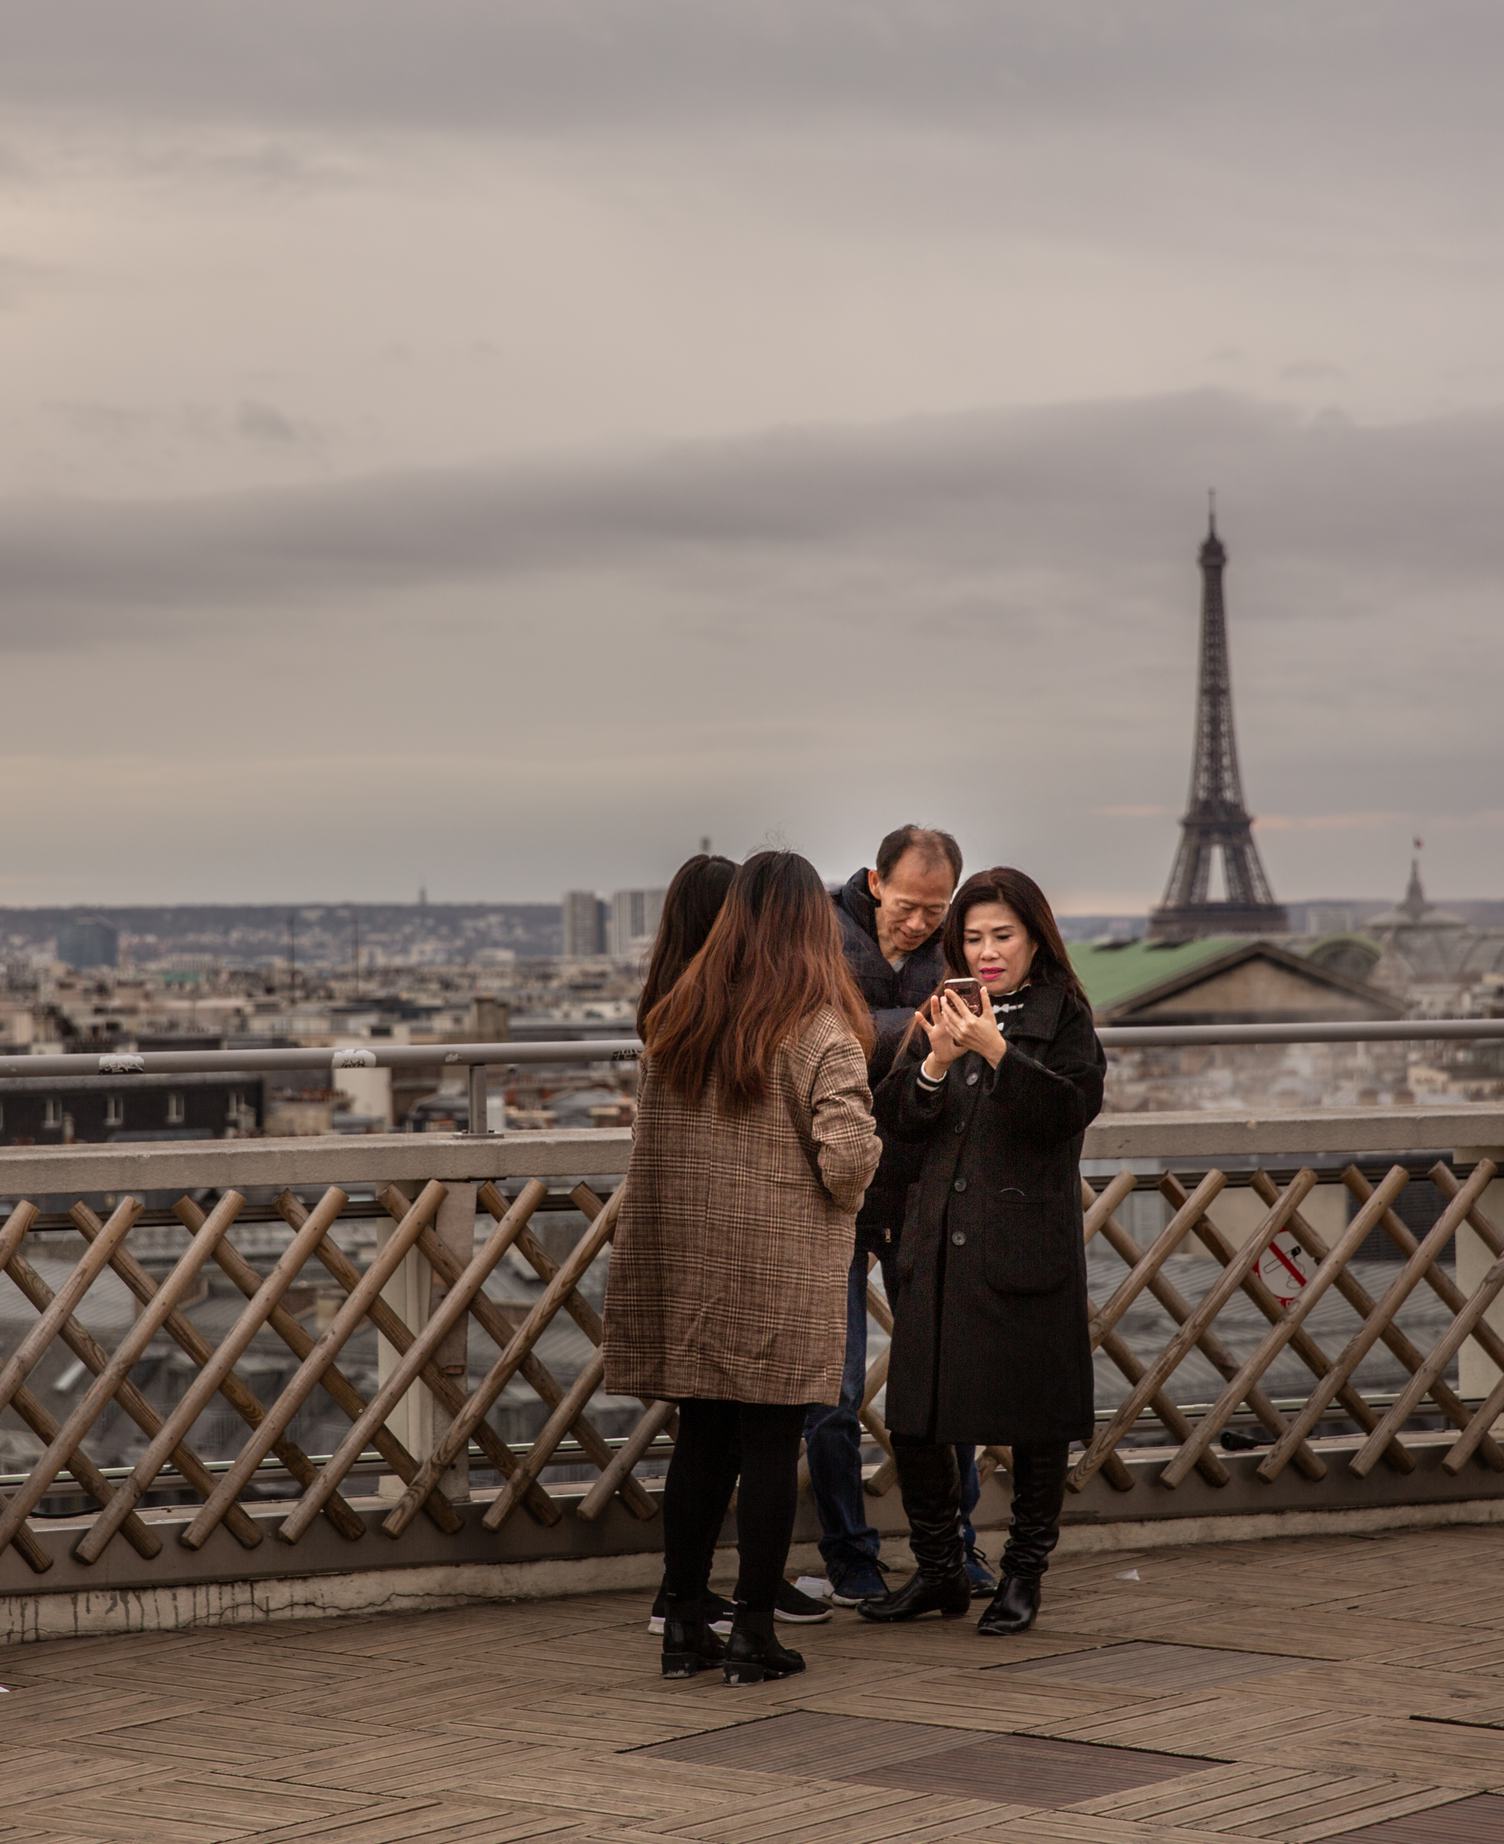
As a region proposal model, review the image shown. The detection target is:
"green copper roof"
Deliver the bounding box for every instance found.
[1067,936,1244,1011]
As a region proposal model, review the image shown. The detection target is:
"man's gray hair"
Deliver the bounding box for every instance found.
[874,825,962,885]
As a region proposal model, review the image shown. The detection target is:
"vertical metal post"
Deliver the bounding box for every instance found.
[466,1063,491,1137]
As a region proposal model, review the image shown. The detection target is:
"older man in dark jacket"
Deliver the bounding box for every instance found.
[805,826,992,1604]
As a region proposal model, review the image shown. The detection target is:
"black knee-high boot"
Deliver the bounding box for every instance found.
[858,1442,970,1623]
[978,1442,1069,1636]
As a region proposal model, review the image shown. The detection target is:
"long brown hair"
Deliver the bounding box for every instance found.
[635,853,737,1037]
[645,850,874,1108]
[942,867,1090,1010]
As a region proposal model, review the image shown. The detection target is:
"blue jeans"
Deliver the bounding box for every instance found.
[804,1249,981,1572]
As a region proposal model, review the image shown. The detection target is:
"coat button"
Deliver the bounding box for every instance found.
[966,1070,980,1085]
[950,1230,966,1246]
[952,1177,967,1193]
[953,1120,966,1134]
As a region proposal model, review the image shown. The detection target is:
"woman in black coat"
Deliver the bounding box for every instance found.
[860,866,1105,1637]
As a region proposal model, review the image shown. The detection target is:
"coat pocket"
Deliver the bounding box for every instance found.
[983,1197,1074,1295]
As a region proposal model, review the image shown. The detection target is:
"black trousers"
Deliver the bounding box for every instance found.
[662,1398,807,1614]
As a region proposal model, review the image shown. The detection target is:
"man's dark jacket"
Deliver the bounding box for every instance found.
[834,868,945,1249]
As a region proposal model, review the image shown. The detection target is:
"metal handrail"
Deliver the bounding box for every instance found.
[4,1016,1502,1083]
[2,1020,1499,1142]
[0,1038,644,1080]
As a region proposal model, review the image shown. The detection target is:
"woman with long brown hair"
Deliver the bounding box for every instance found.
[637,850,817,1637]
[634,852,736,1040]
[603,850,881,1685]
[859,867,1105,1639]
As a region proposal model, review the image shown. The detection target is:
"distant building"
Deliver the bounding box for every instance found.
[1071,935,1410,1121]
[0,1072,264,1147]
[1301,902,1375,936]
[1359,856,1504,1003]
[56,916,120,970]
[561,891,607,959]
[469,994,510,1043]
[608,888,666,962]
[1070,936,1402,1027]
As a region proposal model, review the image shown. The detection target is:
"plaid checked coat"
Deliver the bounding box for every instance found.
[602,1006,881,1406]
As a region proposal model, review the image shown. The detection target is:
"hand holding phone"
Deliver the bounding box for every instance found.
[942,977,985,1016]
[936,979,1009,1070]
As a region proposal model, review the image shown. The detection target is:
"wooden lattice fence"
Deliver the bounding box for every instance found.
[2,1130,1503,1591]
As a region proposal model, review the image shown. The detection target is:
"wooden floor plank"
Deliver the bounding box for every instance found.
[959,1817,1254,1843]
[1275,1783,1474,1842]
[9,1526,1498,1840]
[1318,1792,1504,1841]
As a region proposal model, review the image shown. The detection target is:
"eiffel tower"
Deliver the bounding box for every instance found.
[1148,502,1288,940]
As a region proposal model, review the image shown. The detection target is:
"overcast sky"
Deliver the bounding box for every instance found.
[3,2,1500,908]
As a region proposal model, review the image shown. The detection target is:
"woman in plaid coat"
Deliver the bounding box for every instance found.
[603,851,881,1685]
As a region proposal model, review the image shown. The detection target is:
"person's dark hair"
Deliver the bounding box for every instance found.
[635,853,737,1037]
[942,867,1090,1011]
[875,824,963,886]
[645,850,875,1108]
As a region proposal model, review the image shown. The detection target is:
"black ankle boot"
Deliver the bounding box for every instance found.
[978,1443,1069,1637]
[977,1573,1040,1635]
[857,1441,969,1624]
[858,1567,970,1623]
[722,1609,806,1686]
[661,1597,726,1679]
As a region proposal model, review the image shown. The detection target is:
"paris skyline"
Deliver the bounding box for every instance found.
[3,4,1501,908]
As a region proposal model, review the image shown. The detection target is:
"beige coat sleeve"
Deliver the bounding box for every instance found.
[810,1031,882,1215]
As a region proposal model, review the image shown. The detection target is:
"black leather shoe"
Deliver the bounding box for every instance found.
[977,1574,1041,1636]
[856,1567,970,1623]
[722,1609,806,1685]
[661,1602,727,1678]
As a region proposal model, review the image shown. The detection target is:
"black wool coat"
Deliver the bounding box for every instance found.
[833,869,946,1248]
[874,982,1107,1447]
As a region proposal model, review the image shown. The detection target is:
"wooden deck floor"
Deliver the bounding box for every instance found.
[5,1526,1504,1843]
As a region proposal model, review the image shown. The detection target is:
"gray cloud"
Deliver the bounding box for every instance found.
[3,386,1500,904]
[235,399,319,446]
[4,389,1497,902]
[0,254,61,310]
[11,4,1499,304]
[47,401,160,440]
[3,5,1501,905]
[3,1,1499,153]
[5,390,1502,641]
[1281,361,1347,383]
[125,140,359,193]
[44,398,323,455]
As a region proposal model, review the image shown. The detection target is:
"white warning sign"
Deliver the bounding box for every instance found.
[1257,1231,1311,1307]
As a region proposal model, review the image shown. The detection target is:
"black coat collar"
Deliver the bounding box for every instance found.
[991,981,1067,1041]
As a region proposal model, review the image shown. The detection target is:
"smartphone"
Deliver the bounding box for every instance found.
[942,977,985,1016]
